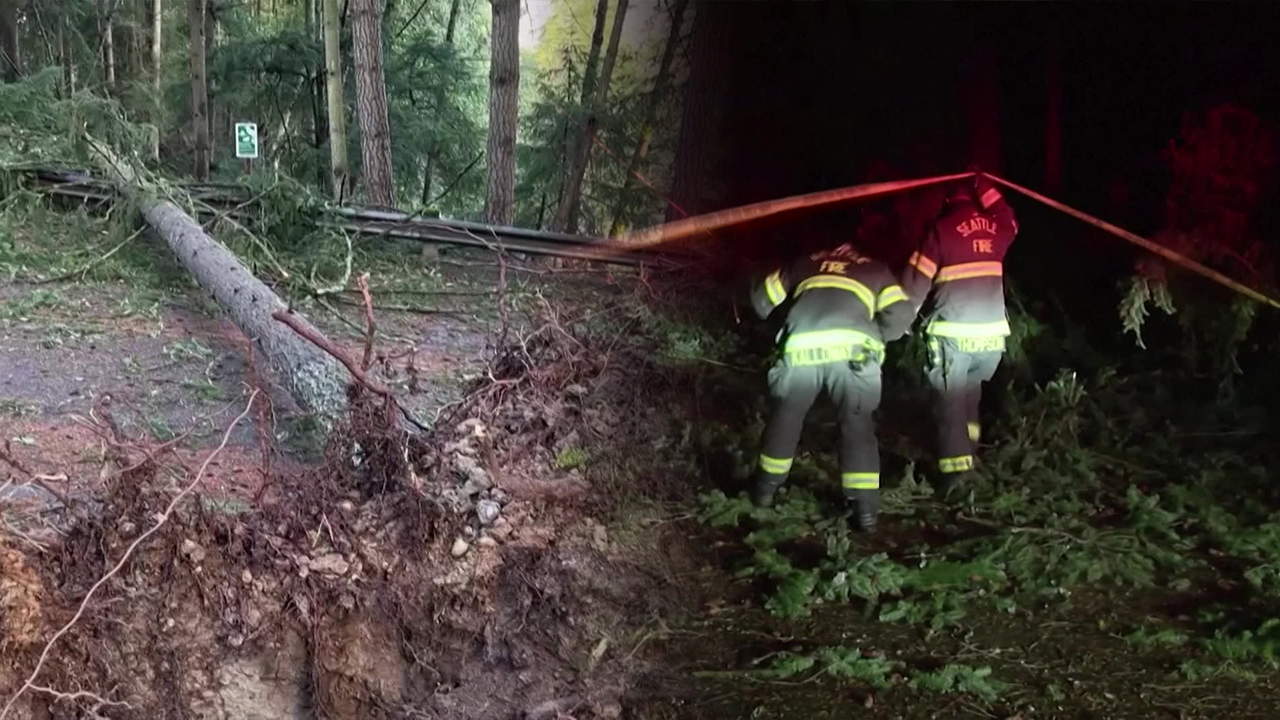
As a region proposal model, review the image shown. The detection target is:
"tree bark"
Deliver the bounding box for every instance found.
[444,0,460,40]
[323,0,350,200]
[549,0,606,225]
[667,1,727,221]
[578,0,607,109]
[352,0,396,206]
[58,10,69,95]
[420,0,462,207]
[607,0,688,237]
[0,0,21,82]
[206,1,217,165]
[550,0,627,234]
[188,0,210,180]
[89,140,347,423]
[306,0,327,188]
[104,0,116,89]
[152,0,162,161]
[483,0,519,226]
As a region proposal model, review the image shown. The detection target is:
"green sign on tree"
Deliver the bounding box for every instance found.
[235,123,259,159]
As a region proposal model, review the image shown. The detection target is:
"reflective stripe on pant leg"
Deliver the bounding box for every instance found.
[841,472,879,490]
[826,361,882,494]
[928,337,973,471]
[939,454,974,473]
[967,422,981,443]
[758,454,793,474]
[758,363,821,482]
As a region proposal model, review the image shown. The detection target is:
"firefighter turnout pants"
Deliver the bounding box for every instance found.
[925,335,1003,477]
[756,357,883,497]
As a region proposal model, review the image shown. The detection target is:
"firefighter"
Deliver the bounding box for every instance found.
[749,240,914,531]
[900,171,1018,499]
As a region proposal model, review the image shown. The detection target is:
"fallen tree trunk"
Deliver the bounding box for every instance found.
[87,138,349,424]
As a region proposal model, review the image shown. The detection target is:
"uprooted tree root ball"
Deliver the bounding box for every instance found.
[0,302,716,720]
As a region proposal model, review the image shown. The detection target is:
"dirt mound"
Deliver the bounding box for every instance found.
[0,313,706,720]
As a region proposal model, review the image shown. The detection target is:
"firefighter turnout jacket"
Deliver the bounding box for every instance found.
[748,243,914,506]
[901,179,1018,349]
[752,243,915,365]
[900,178,1018,480]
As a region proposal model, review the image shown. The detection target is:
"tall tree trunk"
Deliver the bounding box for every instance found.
[104,1,116,89]
[58,11,70,95]
[1043,27,1062,194]
[444,0,460,40]
[608,0,688,237]
[483,0,519,226]
[152,0,162,160]
[550,0,627,234]
[548,0,605,224]
[323,0,350,200]
[309,0,328,188]
[0,0,19,82]
[188,0,210,180]
[578,0,607,108]
[352,0,396,206]
[307,0,326,187]
[65,12,77,94]
[420,0,462,207]
[667,0,725,221]
[206,2,217,166]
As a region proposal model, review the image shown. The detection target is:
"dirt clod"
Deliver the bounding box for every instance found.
[451,537,471,557]
[309,553,350,575]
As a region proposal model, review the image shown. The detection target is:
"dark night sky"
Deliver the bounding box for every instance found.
[667,0,1280,321]
[675,1,1280,232]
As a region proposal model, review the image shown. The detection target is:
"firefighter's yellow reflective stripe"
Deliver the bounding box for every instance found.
[979,187,1003,208]
[758,454,793,475]
[927,319,1011,338]
[967,422,981,442]
[877,284,908,310]
[939,455,974,474]
[795,275,875,314]
[908,251,938,279]
[841,472,879,490]
[764,269,787,306]
[784,329,885,353]
[936,261,1003,282]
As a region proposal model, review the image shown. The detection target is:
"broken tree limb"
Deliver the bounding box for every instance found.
[985,172,1280,310]
[85,137,349,424]
[272,309,428,431]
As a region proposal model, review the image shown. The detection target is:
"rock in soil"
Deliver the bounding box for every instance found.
[451,537,471,557]
[477,499,501,525]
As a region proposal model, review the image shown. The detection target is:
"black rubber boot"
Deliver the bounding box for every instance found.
[934,471,973,505]
[848,489,879,532]
[751,473,786,508]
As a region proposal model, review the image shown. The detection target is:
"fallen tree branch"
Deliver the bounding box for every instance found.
[357,272,376,372]
[272,310,427,432]
[0,443,71,509]
[272,310,393,397]
[0,390,260,720]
